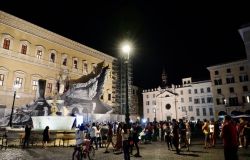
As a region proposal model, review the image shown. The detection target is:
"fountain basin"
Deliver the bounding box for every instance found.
[32,116,75,130]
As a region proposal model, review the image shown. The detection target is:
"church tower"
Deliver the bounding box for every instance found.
[161,67,167,88]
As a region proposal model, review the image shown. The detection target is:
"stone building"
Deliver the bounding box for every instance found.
[143,77,214,122]
[0,11,118,115]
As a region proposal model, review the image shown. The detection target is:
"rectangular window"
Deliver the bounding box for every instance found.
[209,108,213,116]
[215,70,219,75]
[201,98,205,103]
[189,97,192,102]
[229,87,234,93]
[180,90,183,95]
[229,97,238,106]
[203,108,206,116]
[146,101,150,105]
[21,44,27,54]
[226,68,231,73]
[194,98,200,104]
[0,74,4,86]
[16,77,23,87]
[194,89,198,94]
[146,95,149,98]
[73,60,78,69]
[108,94,111,101]
[181,98,184,103]
[32,80,38,90]
[239,75,248,82]
[242,96,246,103]
[47,83,52,93]
[147,109,149,114]
[3,39,10,49]
[207,97,213,103]
[181,106,186,112]
[214,79,222,85]
[36,50,42,59]
[63,58,67,66]
[200,88,204,93]
[153,94,155,98]
[83,62,88,73]
[217,88,221,94]
[188,89,191,94]
[240,66,244,71]
[196,108,200,116]
[207,87,211,93]
[216,98,221,105]
[243,86,248,92]
[188,106,193,111]
[226,77,235,84]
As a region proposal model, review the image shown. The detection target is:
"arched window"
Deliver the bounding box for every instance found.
[36,46,44,59]
[73,58,78,69]
[50,53,55,63]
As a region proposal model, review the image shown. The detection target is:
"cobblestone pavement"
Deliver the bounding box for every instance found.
[0,139,250,160]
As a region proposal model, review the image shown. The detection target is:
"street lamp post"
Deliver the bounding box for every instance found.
[122,43,131,125]
[9,82,20,127]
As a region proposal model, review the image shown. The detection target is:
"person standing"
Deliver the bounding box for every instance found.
[23,124,31,148]
[172,119,180,154]
[90,123,98,150]
[42,126,50,148]
[122,123,130,160]
[221,115,238,160]
[104,123,115,153]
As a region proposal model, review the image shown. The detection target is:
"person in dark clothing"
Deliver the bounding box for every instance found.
[172,119,180,154]
[221,115,238,160]
[42,126,50,148]
[23,124,31,148]
[132,124,142,157]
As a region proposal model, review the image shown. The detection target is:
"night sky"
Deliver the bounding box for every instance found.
[1,1,249,89]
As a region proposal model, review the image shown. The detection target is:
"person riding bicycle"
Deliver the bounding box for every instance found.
[75,128,91,153]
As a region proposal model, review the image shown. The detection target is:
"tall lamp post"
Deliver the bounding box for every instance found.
[122,43,131,125]
[9,82,20,127]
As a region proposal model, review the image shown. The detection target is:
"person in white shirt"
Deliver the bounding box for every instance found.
[90,122,98,149]
[209,120,215,147]
[122,123,130,160]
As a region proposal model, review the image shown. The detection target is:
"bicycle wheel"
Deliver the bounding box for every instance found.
[87,146,95,160]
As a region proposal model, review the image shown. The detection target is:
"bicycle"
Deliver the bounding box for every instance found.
[72,143,95,160]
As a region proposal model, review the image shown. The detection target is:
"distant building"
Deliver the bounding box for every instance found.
[207,60,250,119]
[142,77,214,122]
[206,25,250,119]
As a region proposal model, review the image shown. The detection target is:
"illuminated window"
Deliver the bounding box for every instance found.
[21,44,27,54]
[16,77,23,87]
[36,50,42,59]
[32,80,38,90]
[3,38,10,49]
[83,61,88,74]
[73,59,78,69]
[0,74,4,86]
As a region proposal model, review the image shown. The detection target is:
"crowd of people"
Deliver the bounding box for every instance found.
[20,115,250,160]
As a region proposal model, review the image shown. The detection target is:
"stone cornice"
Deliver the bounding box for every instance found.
[207,59,248,70]
[0,11,116,63]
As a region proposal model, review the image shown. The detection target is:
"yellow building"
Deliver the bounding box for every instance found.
[0,11,117,112]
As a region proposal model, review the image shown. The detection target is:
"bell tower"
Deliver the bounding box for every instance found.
[161,67,167,88]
